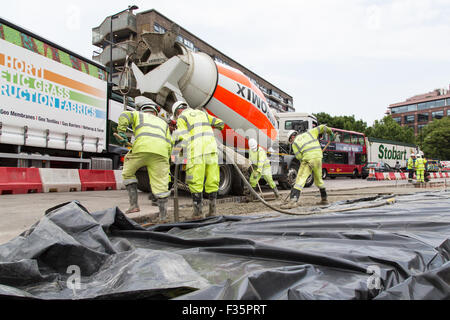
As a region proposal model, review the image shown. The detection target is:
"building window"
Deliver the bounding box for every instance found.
[418,124,426,131]
[448,109,450,116]
[392,117,401,124]
[154,23,166,34]
[447,98,450,106]
[175,35,194,50]
[183,38,194,50]
[427,99,445,109]
[432,110,444,119]
[404,115,415,124]
[417,113,429,122]
[406,104,417,112]
[259,85,269,94]
[418,102,428,110]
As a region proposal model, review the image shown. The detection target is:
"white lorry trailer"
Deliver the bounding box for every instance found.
[365,137,421,169]
[0,18,128,170]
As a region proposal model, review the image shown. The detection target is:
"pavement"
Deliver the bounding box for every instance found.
[0,177,448,245]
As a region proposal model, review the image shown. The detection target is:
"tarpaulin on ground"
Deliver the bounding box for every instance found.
[0,191,449,300]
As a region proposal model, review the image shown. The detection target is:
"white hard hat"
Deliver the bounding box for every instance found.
[135,96,160,113]
[288,130,298,141]
[411,153,415,157]
[248,138,258,151]
[172,101,188,115]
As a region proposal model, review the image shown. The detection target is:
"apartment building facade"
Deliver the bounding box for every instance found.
[387,87,450,135]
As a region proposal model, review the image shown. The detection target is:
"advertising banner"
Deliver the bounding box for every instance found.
[0,24,107,153]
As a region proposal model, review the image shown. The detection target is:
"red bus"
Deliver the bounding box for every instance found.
[319,128,367,179]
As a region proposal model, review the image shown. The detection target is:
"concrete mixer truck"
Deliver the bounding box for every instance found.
[115,29,314,195]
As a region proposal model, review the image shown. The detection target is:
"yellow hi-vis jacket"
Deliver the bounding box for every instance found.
[292,124,332,161]
[174,108,225,160]
[249,146,272,175]
[118,110,172,158]
[415,158,425,170]
[407,158,415,170]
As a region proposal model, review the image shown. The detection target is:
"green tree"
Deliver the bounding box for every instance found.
[365,116,416,144]
[417,117,450,159]
[313,112,368,132]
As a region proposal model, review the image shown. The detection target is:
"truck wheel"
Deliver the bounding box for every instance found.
[231,166,248,195]
[278,180,291,190]
[136,168,150,193]
[286,164,299,188]
[218,164,233,196]
[304,174,314,188]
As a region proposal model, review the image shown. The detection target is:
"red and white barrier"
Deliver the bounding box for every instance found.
[114,170,126,190]
[39,168,81,193]
[0,167,43,194]
[78,169,116,191]
[0,168,127,195]
[366,171,448,181]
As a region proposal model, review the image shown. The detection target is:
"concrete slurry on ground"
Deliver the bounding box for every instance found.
[0,178,448,244]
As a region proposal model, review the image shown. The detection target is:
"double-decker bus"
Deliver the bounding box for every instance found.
[319,128,367,179]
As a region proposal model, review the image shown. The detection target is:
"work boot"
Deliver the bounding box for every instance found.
[125,183,140,214]
[158,197,170,223]
[192,193,204,220]
[318,188,329,205]
[206,192,218,217]
[280,188,301,209]
[273,187,280,200]
[149,193,158,206]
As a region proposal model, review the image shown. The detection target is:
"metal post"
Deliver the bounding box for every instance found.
[109,16,113,84]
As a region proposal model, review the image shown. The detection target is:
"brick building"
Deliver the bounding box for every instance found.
[387,86,450,135]
[92,9,294,113]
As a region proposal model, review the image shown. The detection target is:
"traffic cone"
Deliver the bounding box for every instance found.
[367,168,375,181]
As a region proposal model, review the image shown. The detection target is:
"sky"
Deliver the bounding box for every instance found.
[2,0,450,126]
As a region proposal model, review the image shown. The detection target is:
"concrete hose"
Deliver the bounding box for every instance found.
[224,150,396,216]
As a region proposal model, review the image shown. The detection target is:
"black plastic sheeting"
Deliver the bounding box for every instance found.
[0,191,449,300]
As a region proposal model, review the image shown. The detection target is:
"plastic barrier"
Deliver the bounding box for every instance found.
[366,170,446,181]
[0,168,42,194]
[114,170,125,190]
[39,168,81,193]
[78,170,117,191]
[375,172,385,181]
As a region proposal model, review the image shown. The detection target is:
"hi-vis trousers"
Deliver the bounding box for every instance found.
[293,158,325,191]
[186,153,220,194]
[122,151,170,199]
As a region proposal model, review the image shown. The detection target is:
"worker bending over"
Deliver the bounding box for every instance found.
[117,96,172,222]
[172,101,225,219]
[248,138,280,200]
[281,125,333,209]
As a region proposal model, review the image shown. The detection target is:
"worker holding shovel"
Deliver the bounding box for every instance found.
[281,125,333,209]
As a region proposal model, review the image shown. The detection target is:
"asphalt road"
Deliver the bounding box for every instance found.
[0,177,448,245]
